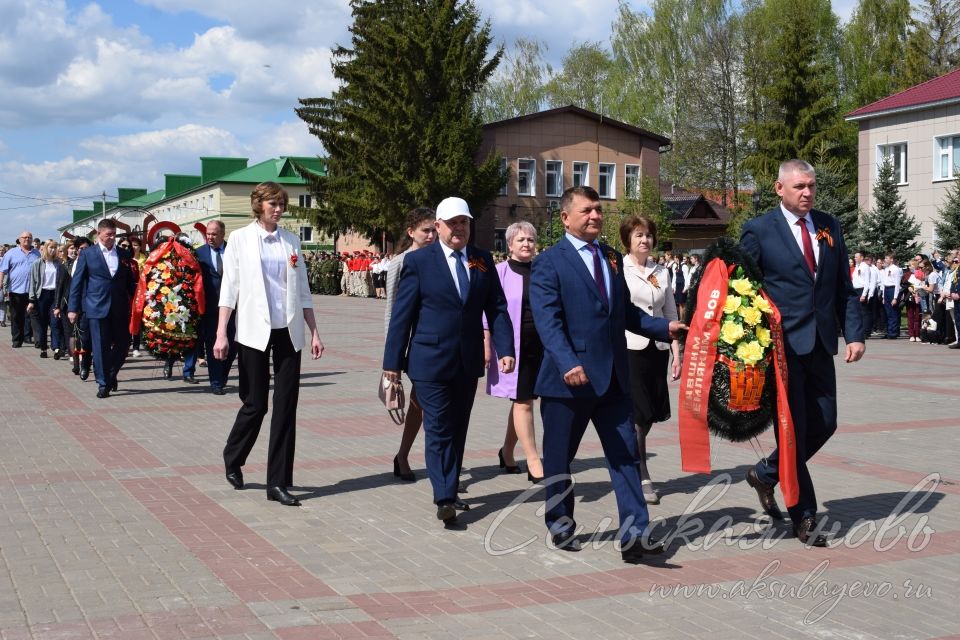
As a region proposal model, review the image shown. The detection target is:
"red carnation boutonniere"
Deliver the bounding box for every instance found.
[289,253,298,268]
[606,250,619,275]
[815,227,834,248]
[467,257,488,272]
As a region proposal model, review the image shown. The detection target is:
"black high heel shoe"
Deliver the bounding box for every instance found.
[393,455,416,482]
[528,471,544,483]
[498,448,521,474]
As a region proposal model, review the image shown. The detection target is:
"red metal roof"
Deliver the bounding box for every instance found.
[846,68,960,120]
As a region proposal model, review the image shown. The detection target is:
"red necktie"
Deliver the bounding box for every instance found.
[796,218,816,275]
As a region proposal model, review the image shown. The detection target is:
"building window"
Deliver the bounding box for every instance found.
[934,136,960,180]
[494,228,506,253]
[299,226,313,242]
[877,143,907,184]
[625,164,641,199]
[518,159,535,196]
[598,163,616,199]
[299,194,312,208]
[499,158,508,196]
[545,160,563,197]
[573,162,589,187]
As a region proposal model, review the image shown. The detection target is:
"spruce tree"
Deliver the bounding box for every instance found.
[295,0,504,243]
[934,178,960,250]
[858,157,921,261]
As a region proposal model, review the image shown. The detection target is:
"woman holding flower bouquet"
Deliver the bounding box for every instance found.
[217,181,325,507]
[620,216,680,505]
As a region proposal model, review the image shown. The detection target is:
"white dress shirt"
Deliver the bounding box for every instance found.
[41,262,57,290]
[100,243,118,277]
[880,263,902,299]
[851,261,871,294]
[869,264,882,298]
[780,203,820,267]
[255,223,288,329]
[437,238,470,298]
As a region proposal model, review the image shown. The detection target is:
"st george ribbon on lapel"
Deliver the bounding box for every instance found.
[796,218,816,275]
[586,243,609,308]
[454,249,470,304]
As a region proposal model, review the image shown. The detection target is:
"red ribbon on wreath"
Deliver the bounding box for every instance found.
[678,258,798,508]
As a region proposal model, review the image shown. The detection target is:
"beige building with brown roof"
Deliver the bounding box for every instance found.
[475,106,670,250]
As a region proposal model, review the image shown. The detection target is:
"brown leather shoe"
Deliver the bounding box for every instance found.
[746,468,784,520]
[794,516,828,547]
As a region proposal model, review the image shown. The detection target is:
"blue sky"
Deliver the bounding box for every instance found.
[0,0,856,242]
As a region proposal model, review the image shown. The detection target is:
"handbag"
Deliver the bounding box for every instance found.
[378,374,406,425]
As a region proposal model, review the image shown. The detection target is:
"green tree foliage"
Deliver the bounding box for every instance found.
[858,157,921,261]
[841,0,911,106]
[476,38,551,122]
[543,42,615,113]
[744,0,854,182]
[294,0,504,243]
[903,0,960,86]
[933,178,960,250]
[810,142,861,244]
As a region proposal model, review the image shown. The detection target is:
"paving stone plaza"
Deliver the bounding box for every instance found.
[0,295,957,639]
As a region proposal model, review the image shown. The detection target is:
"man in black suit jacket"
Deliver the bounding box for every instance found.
[193,220,235,394]
[740,159,865,546]
[383,197,515,526]
[67,219,138,398]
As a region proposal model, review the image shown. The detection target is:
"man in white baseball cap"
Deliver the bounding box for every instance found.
[383,195,515,527]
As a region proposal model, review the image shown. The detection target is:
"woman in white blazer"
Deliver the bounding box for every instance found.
[215,182,324,507]
[620,216,680,506]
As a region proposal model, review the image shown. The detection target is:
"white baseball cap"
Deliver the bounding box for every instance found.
[436,197,473,221]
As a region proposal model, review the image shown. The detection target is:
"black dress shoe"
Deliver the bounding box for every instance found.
[211,386,226,395]
[96,386,110,399]
[79,367,90,380]
[498,448,522,474]
[794,517,828,547]
[551,530,581,552]
[183,376,199,384]
[53,349,62,360]
[266,486,301,506]
[392,455,416,482]
[453,499,470,511]
[39,350,48,358]
[11,342,22,348]
[110,379,118,392]
[528,471,544,483]
[746,468,784,520]
[72,363,80,375]
[225,471,244,490]
[620,536,666,563]
[163,362,173,379]
[436,502,457,524]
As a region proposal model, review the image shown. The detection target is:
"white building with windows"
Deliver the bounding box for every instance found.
[846,68,960,250]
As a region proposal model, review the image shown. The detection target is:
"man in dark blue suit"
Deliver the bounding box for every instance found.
[67,219,138,398]
[383,197,514,526]
[191,220,236,394]
[740,159,865,547]
[530,186,684,564]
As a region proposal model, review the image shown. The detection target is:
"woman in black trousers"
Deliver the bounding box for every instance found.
[215,182,324,506]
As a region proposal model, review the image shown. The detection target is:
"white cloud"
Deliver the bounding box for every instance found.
[251,120,322,158]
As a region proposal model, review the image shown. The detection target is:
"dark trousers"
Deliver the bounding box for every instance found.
[540,374,650,545]
[756,342,837,525]
[29,289,55,349]
[223,329,301,488]
[412,372,477,504]
[8,292,28,345]
[202,313,236,389]
[88,313,131,388]
[854,288,871,339]
[883,286,900,337]
[871,294,885,333]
